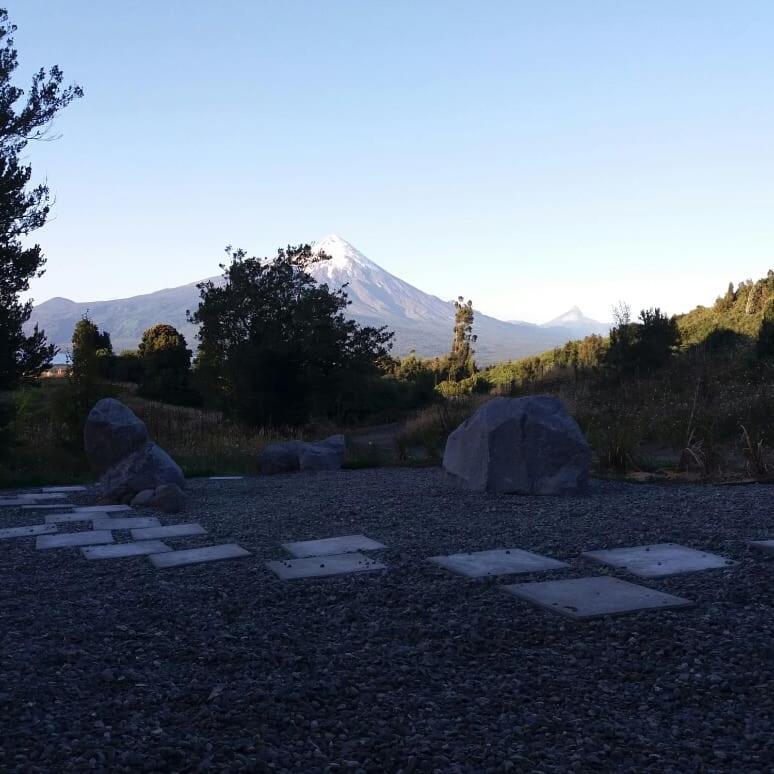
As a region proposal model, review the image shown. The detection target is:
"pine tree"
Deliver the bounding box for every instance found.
[0,8,82,389]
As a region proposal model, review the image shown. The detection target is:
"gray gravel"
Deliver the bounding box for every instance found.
[1,469,773,772]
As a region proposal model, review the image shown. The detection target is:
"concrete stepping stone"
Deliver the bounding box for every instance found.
[36,530,114,550]
[0,493,70,502]
[504,576,693,619]
[209,476,243,480]
[267,552,388,580]
[92,517,161,530]
[149,543,250,569]
[81,540,171,560]
[582,542,734,578]
[22,504,75,511]
[131,523,207,540]
[73,505,133,514]
[282,534,386,558]
[45,512,99,524]
[41,486,88,493]
[749,539,774,554]
[428,548,568,578]
[0,524,58,539]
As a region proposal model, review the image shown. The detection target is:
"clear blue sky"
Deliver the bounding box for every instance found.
[12,0,774,323]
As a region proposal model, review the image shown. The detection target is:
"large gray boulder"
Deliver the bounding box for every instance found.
[84,398,149,474]
[259,435,346,474]
[442,396,591,495]
[97,441,186,502]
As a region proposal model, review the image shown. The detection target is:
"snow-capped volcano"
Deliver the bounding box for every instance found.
[28,235,594,364]
[540,306,610,337]
[309,234,455,323]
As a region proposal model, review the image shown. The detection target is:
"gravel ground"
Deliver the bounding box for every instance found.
[1,469,773,773]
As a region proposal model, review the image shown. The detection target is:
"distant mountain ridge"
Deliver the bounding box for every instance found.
[28,235,607,365]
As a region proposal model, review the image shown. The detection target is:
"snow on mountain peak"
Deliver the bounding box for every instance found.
[313,234,376,271]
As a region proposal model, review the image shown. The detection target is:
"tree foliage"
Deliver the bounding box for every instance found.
[0,8,82,389]
[606,307,680,374]
[448,296,476,380]
[189,244,394,426]
[756,298,774,359]
[137,323,195,404]
[54,315,114,444]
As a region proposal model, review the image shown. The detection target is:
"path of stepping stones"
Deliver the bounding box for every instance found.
[2,484,773,621]
[0,488,251,570]
[427,543,735,619]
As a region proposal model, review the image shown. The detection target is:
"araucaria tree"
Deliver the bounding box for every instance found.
[0,8,82,389]
[189,244,394,426]
[449,296,476,380]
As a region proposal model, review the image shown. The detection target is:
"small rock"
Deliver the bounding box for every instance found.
[150,483,187,513]
[131,489,155,507]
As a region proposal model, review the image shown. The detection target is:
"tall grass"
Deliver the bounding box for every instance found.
[0,381,293,487]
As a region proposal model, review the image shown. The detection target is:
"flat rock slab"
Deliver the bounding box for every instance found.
[81,540,171,560]
[1,493,70,502]
[149,543,250,569]
[267,552,388,580]
[74,505,133,514]
[131,523,206,540]
[21,504,75,511]
[0,524,58,539]
[41,486,88,493]
[282,534,386,558]
[582,543,734,578]
[92,517,161,530]
[209,476,244,480]
[45,512,99,524]
[36,530,114,550]
[749,539,774,554]
[428,548,568,578]
[504,576,693,619]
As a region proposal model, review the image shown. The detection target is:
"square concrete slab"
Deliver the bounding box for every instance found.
[81,540,171,560]
[41,486,88,493]
[131,523,207,540]
[149,543,250,569]
[267,552,388,580]
[282,534,387,558]
[428,548,569,578]
[36,530,114,550]
[73,505,133,513]
[209,476,244,480]
[504,576,693,619]
[749,539,774,554]
[45,512,98,524]
[581,543,734,578]
[0,524,58,539]
[92,517,161,530]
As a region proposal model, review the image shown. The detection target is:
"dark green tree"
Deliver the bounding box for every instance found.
[137,323,195,404]
[71,314,113,377]
[54,315,114,443]
[606,306,679,374]
[756,298,774,359]
[0,8,82,389]
[449,296,476,380]
[189,244,394,426]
